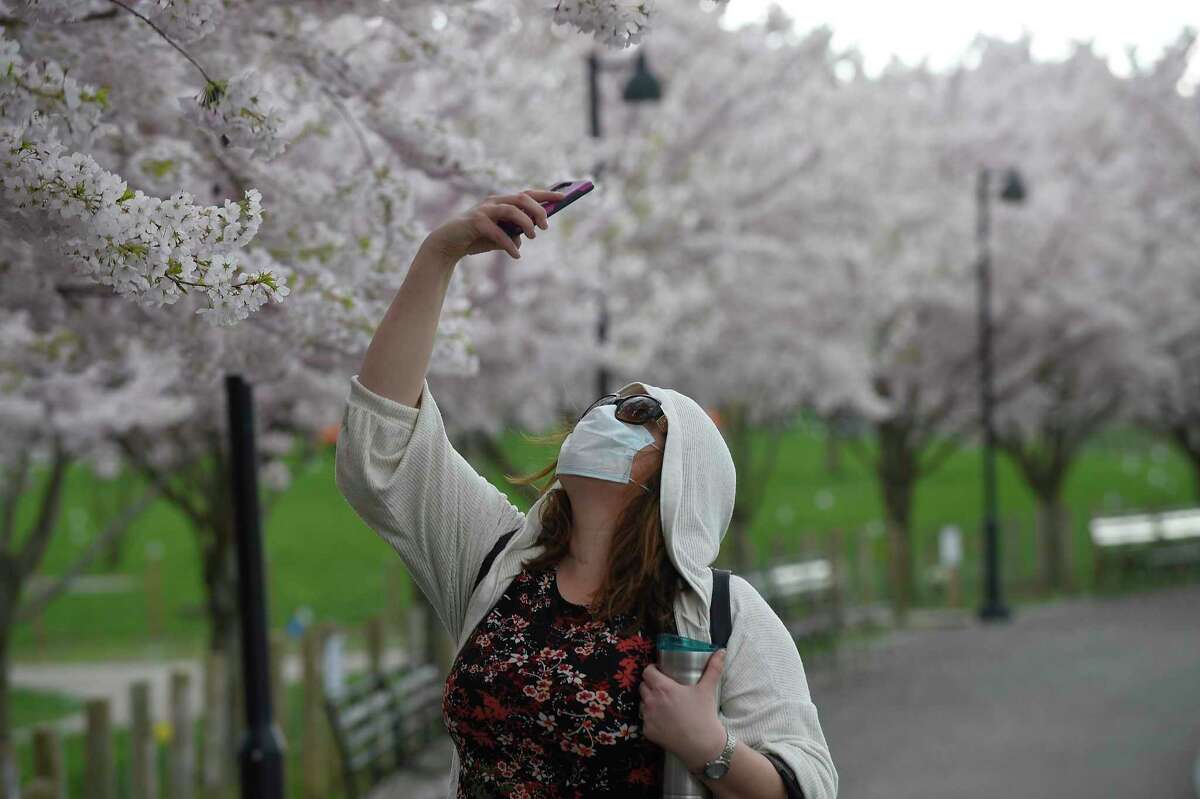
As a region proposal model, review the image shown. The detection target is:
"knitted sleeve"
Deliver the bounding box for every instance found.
[718,575,838,799]
[334,374,525,645]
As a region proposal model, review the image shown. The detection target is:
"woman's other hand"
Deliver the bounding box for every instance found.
[424,188,566,261]
[639,648,729,771]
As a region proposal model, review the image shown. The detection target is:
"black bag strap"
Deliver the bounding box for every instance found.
[710,566,804,798]
[473,527,520,593]
[709,567,731,650]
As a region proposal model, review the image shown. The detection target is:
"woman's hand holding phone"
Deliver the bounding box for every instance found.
[424,188,566,261]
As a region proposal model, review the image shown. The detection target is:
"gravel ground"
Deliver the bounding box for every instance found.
[808,583,1200,799]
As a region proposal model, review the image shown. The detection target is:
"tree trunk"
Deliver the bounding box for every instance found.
[876,421,917,627]
[1165,427,1200,502]
[721,402,763,576]
[880,480,914,627]
[200,519,242,784]
[0,562,18,799]
[1186,444,1200,504]
[0,642,15,799]
[102,529,125,571]
[824,427,842,478]
[1006,448,1070,595]
[1034,496,1069,593]
[726,506,752,575]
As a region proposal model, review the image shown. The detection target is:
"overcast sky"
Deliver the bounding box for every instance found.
[715,0,1200,85]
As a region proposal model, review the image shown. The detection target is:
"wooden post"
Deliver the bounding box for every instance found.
[270,630,288,733]
[23,781,58,799]
[828,529,845,635]
[301,624,331,799]
[1003,513,1021,599]
[130,679,158,799]
[1062,505,1075,593]
[386,561,405,636]
[169,670,195,799]
[770,535,788,565]
[202,651,229,793]
[31,726,64,799]
[434,624,457,679]
[405,603,426,668]
[947,563,962,608]
[85,698,116,799]
[366,615,384,676]
[422,597,440,669]
[857,527,873,606]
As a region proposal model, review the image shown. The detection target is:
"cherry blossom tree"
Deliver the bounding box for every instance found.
[1,0,718,788]
[949,39,1169,592]
[1118,30,1200,500]
[0,296,176,796]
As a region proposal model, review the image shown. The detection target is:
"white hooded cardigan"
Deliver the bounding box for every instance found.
[334,374,839,799]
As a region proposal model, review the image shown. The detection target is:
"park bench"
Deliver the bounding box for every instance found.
[324,661,447,799]
[743,558,843,641]
[1089,507,1200,590]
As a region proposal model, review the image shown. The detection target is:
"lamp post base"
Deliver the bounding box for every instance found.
[978,603,1012,622]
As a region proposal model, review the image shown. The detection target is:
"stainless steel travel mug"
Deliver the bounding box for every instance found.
[656,634,719,799]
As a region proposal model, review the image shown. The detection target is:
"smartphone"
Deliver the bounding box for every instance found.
[498,180,593,237]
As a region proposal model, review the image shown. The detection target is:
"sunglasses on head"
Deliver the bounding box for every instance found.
[576,392,665,426]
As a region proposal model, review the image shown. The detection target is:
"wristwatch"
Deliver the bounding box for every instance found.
[690,723,737,781]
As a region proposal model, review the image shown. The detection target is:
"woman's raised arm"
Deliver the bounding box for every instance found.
[336,187,568,643]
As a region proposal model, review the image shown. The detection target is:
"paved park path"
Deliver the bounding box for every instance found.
[13,584,1200,798]
[810,583,1200,799]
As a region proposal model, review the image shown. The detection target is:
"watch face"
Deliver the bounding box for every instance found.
[704,762,730,779]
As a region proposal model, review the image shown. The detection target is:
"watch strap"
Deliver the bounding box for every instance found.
[691,725,736,779]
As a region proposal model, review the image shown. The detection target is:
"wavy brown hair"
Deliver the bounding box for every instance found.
[504,413,684,639]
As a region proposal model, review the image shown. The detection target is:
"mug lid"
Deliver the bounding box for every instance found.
[656,633,717,652]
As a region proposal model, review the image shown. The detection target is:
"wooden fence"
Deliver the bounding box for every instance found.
[16,607,438,799]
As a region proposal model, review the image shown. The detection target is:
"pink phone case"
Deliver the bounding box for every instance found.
[498,180,593,237]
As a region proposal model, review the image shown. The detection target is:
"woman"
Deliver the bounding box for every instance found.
[334,187,837,798]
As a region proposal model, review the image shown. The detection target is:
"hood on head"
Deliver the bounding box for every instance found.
[521,380,736,636]
[615,380,736,622]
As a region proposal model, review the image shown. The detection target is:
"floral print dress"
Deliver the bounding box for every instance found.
[442,561,678,798]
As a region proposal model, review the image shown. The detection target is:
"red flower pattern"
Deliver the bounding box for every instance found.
[443,564,676,797]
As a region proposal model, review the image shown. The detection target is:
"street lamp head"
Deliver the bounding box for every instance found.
[623,51,663,102]
[1000,167,1026,203]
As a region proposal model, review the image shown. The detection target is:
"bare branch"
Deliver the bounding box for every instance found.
[0,446,33,552]
[17,436,70,579]
[917,431,966,478]
[16,485,159,624]
[115,433,210,528]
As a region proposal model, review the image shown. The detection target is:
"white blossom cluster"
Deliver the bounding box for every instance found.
[3,0,103,23]
[548,0,653,48]
[179,70,286,160]
[137,0,226,44]
[0,29,107,150]
[1,116,289,326]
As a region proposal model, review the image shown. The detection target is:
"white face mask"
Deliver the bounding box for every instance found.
[557,403,663,493]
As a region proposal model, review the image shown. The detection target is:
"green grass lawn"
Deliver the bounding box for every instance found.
[8,418,1197,663]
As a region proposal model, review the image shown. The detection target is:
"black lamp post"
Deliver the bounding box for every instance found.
[587,47,663,398]
[977,166,1026,623]
[225,375,285,798]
